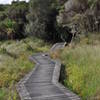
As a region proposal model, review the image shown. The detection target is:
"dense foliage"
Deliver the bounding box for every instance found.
[0,0,99,42]
[25,0,61,42]
[57,0,100,34]
[0,1,29,40]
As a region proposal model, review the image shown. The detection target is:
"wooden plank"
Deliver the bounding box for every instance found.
[17,43,81,100]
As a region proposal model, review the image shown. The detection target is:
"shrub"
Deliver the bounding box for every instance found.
[60,44,100,99]
[0,1,29,40]
[26,0,62,42]
[0,19,16,40]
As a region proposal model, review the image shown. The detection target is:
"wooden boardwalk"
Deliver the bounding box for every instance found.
[17,43,81,100]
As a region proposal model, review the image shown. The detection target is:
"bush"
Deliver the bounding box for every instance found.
[7,1,29,38]
[57,0,100,35]
[0,1,29,40]
[26,0,63,42]
[0,19,16,40]
[0,12,7,21]
[60,39,100,99]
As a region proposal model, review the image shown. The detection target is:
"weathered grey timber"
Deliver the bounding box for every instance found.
[50,42,66,52]
[16,43,81,100]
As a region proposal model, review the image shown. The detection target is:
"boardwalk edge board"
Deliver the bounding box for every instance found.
[52,60,81,100]
[16,42,81,100]
[16,57,39,100]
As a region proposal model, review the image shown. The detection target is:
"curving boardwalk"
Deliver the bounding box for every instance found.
[17,43,81,100]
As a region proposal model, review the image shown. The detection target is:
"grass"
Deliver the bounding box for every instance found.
[60,34,100,100]
[1,33,100,100]
[0,37,50,100]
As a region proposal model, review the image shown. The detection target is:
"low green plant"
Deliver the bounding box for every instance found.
[0,89,6,100]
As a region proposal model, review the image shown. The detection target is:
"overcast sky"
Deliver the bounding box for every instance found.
[0,0,29,4]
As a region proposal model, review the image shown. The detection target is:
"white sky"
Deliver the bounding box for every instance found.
[0,0,29,4]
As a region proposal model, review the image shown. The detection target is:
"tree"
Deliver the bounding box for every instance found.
[26,0,51,37]
[0,1,29,40]
[57,0,100,34]
[26,0,60,42]
[7,1,29,38]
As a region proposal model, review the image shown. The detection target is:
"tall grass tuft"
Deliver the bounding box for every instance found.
[61,45,100,99]
[0,37,50,100]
